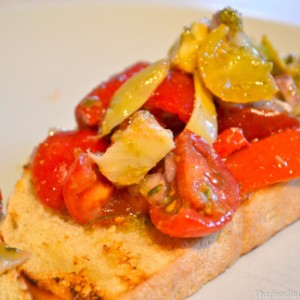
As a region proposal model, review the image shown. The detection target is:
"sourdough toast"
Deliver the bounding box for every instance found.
[0,237,32,300]
[0,268,32,300]
[1,167,300,300]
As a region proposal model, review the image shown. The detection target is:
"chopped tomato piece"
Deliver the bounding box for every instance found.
[217,105,300,141]
[226,129,300,194]
[63,153,115,224]
[76,66,194,130]
[75,62,149,129]
[213,127,250,158]
[64,154,148,224]
[103,188,149,220]
[75,97,104,131]
[145,69,195,122]
[150,129,240,238]
[31,130,108,210]
[150,206,234,238]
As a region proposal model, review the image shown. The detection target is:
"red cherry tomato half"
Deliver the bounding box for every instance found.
[75,62,149,129]
[145,69,195,123]
[31,130,108,210]
[150,129,240,238]
[63,153,115,224]
[217,105,300,141]
[226,129,300,195]
[213,127,250,158]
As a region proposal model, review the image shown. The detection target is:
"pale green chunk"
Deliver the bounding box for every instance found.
[100,60,169,136]
[168,20,209,73]
[186,72,217,144]
[0,242,30,274]
[92,111,175,186]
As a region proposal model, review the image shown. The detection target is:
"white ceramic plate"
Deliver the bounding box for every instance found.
[1,1,300,299]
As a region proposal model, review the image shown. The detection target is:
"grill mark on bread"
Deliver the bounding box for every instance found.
[102,242,149,289]
[22,269,104,300]
[63,271,103,300]
[10,211,20,230]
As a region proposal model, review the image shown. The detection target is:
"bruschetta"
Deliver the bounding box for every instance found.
[1,7,300,300]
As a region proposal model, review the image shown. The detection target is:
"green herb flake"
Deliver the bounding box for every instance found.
[82,97,97,108]
[148,184,163,197]
[4,246,19,253]
[217,7,242,34]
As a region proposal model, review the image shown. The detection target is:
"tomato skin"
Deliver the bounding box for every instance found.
[226,129,300,195]
[64,155,148,223]
[145,69,195,123]
[76,62,149,129]
[217,105,300,141]
[76,66,194,130]
[150,129,240,238]
[213,127,250,158]
[31,130,108,210]
[63,153,115,224]
[103,188,149,220]
[75,97,105,130]
[150,206,233,238]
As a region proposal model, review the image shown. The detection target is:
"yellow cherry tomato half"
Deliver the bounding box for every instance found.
[198,24,278,103]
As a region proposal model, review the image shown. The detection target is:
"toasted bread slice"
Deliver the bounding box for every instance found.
[1,167,300,300]
[0,268,32,300]
[0,236,32,299]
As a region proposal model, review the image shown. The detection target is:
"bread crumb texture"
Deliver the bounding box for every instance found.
[1,169,300,300]
[0,268,32,300]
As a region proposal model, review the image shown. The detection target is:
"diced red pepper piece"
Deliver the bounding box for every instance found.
[213,127,250,158]
[75,62,149,129]
[226,129,300,194]
[146,69,195,123]
[218,106,300,141]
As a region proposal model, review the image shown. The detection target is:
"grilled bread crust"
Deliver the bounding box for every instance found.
[0,268,32,300]
[0,236,32,299]
[1,168,300,300]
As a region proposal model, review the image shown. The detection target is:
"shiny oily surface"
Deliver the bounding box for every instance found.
[0,242,30,275]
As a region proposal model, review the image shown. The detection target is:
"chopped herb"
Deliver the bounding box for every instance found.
[87,214,121,224]
[82,97,98,108]
[0,242,21,254]
[216,7,242,34]
[147,184,163,197]
[4,246,20,253]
